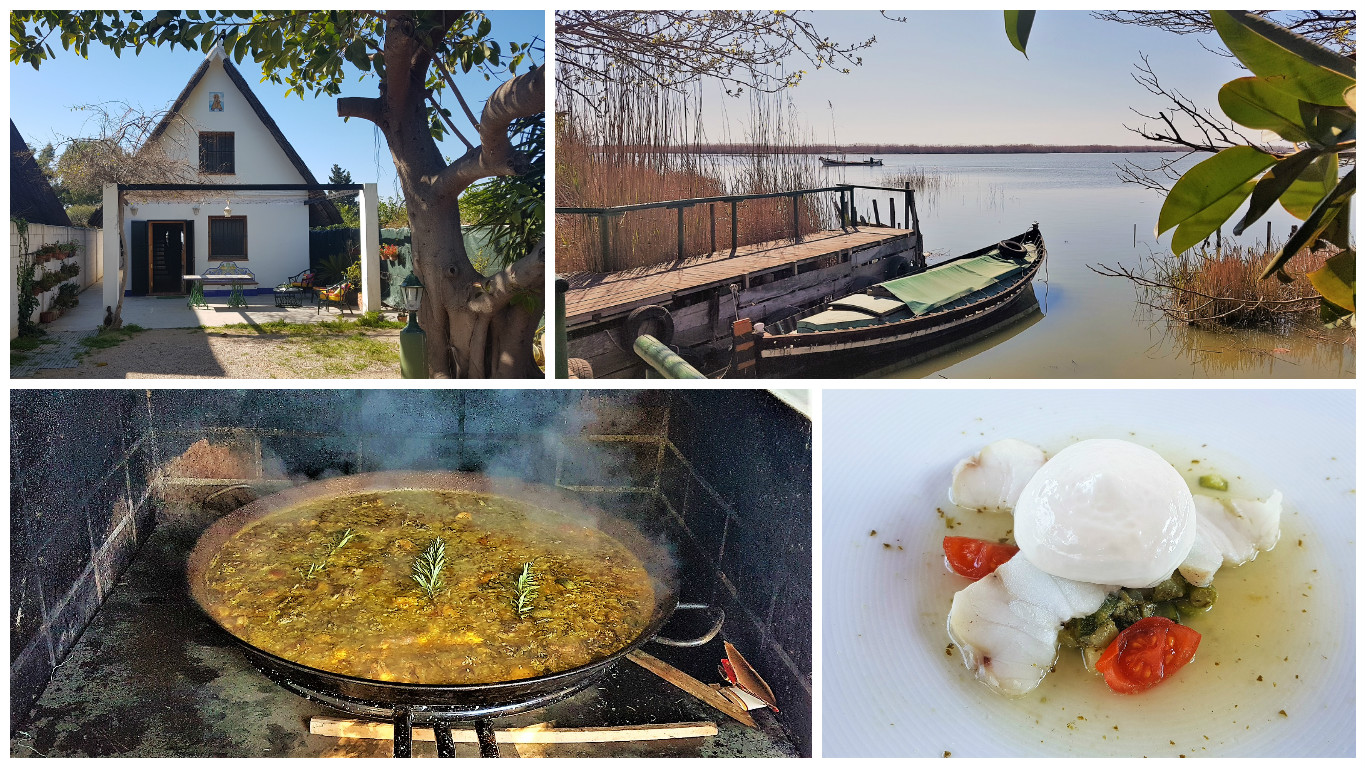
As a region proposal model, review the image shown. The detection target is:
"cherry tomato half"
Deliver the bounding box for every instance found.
[1094,616,1201,694]
[942,536,1018,580]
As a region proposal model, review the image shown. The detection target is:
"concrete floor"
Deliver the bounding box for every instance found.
[49,280,368,332]
[11,503,796,758]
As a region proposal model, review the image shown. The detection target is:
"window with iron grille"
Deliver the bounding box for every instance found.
[199,132,235,174]
[208,216,247,259]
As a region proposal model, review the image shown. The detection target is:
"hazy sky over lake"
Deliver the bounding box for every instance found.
[698,10,1255,146]
[8,11,544,196]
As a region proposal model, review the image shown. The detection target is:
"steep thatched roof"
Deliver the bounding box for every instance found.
[10,120,72,227]
[146,46,344,227]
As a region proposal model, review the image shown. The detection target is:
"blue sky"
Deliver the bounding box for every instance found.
[699,10,1258,146]
[9,11,545,196]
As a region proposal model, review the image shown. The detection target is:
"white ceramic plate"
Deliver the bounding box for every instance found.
[822,389,1354,757]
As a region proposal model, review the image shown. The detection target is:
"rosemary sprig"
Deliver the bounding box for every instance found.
[411,538,447,599]
[303,528,357,579]
[514,561,539,618]
[328,528,357,557]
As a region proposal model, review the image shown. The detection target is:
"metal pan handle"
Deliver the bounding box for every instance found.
[651,602,725,647]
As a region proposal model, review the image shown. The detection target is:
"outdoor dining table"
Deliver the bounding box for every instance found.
[183,274,259,308]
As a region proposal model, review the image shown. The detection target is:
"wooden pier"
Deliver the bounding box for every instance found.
[564,227,919,378]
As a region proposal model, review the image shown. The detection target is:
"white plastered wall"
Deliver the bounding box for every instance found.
[120,46,312,294]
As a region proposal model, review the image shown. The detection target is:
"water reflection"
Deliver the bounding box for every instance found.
[699,152,1353,378]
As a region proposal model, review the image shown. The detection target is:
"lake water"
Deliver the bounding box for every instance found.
[802,153,1354,378]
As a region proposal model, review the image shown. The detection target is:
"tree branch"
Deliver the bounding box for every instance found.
[337,95,382,123]
[469,238,544,315]
[434,64,544,198]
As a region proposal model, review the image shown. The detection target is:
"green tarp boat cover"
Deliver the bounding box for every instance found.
[879,248,1029,316]
[796,309,882,333]
[830,294,906,316]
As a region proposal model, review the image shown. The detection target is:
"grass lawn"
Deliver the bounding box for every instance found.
[77,324,146,357]
[217,311,404,337]
[11,332,55,365]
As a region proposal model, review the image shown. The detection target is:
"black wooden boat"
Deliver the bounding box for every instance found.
[753,225,1044,377]
[818,156,883,167]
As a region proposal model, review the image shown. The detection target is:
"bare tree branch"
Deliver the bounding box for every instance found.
[555,10,883,97]
[1093,10,1355,55]
[434,64,545,198]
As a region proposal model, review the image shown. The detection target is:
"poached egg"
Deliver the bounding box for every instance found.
[1013,438,1197,588]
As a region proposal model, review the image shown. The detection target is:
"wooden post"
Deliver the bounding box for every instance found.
[732,317,757,378]
[839,190,848,231]
[1267,220,1272,245]
[889,197,896,228]
[730,200,738,257]
[850,193,858,229]
[597,213,611,272]
[908,188,920,233]
[903,183,911,233]
[871,199,881,226]
[709,203,716,256]
[792,193,802,244]
[676,205,686,262]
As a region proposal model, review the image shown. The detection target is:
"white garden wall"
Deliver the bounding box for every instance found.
[10,222,103,339]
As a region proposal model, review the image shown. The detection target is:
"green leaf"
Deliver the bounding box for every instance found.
[345,39,370,71]
[1306,248,1354,312]
[1218,77,1311,143]
[1170,177,1256,255]
[1279,153,1338,220]
[1211,11,1355,107]
[1004,11,1035,57]
[1318,297,1353,327]
[1298,103,1355,147]
[1231,148,1321,234]
[1344,84,1356,112]
[1157,145,1277,235]
[1261,168,1355,278]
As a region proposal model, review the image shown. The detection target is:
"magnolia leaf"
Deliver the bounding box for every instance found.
[1004,11,1035,57]
[1298,102,1355,147]
[1318,297,1353,327]
[1318,200,1352,251]
[1211,11,1355,107]
[1157,145,1276,236]
[1306,248,1355,312]
[1170,178,1257,255]
[1232,148,1322,234]
[1218,77,1311,143]
[1261,168,1355,278]
[1345,84,1356,112]
[1279,153,1338,221]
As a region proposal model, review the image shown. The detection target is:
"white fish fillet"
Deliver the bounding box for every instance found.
[947,556,1114,696]
[1178,491,1283,587]
[948,439,1046,513]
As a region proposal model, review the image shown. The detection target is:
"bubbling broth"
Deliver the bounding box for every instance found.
[199,490,657,684]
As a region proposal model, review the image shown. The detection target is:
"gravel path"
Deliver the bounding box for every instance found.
[24,328,403,379]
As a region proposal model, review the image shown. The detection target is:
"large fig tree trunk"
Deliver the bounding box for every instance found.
[338,12,545,378]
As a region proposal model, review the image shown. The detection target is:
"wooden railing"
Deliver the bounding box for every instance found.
[556,184,918,271]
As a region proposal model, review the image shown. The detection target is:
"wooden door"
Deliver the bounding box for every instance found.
[149,222,185,294]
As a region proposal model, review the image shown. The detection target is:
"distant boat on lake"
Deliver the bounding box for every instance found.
[819,156,883,167]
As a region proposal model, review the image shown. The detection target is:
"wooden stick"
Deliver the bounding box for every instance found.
[309,718,718,744]
[627,650,758,728]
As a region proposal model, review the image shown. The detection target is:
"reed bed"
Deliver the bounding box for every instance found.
[1093,240,1338,330]
[557,66,832,273]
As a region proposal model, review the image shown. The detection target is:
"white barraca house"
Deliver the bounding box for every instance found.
[101,42,381,310]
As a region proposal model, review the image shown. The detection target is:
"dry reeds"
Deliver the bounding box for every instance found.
[1092,240,1338,330]
[556,48,832,273]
